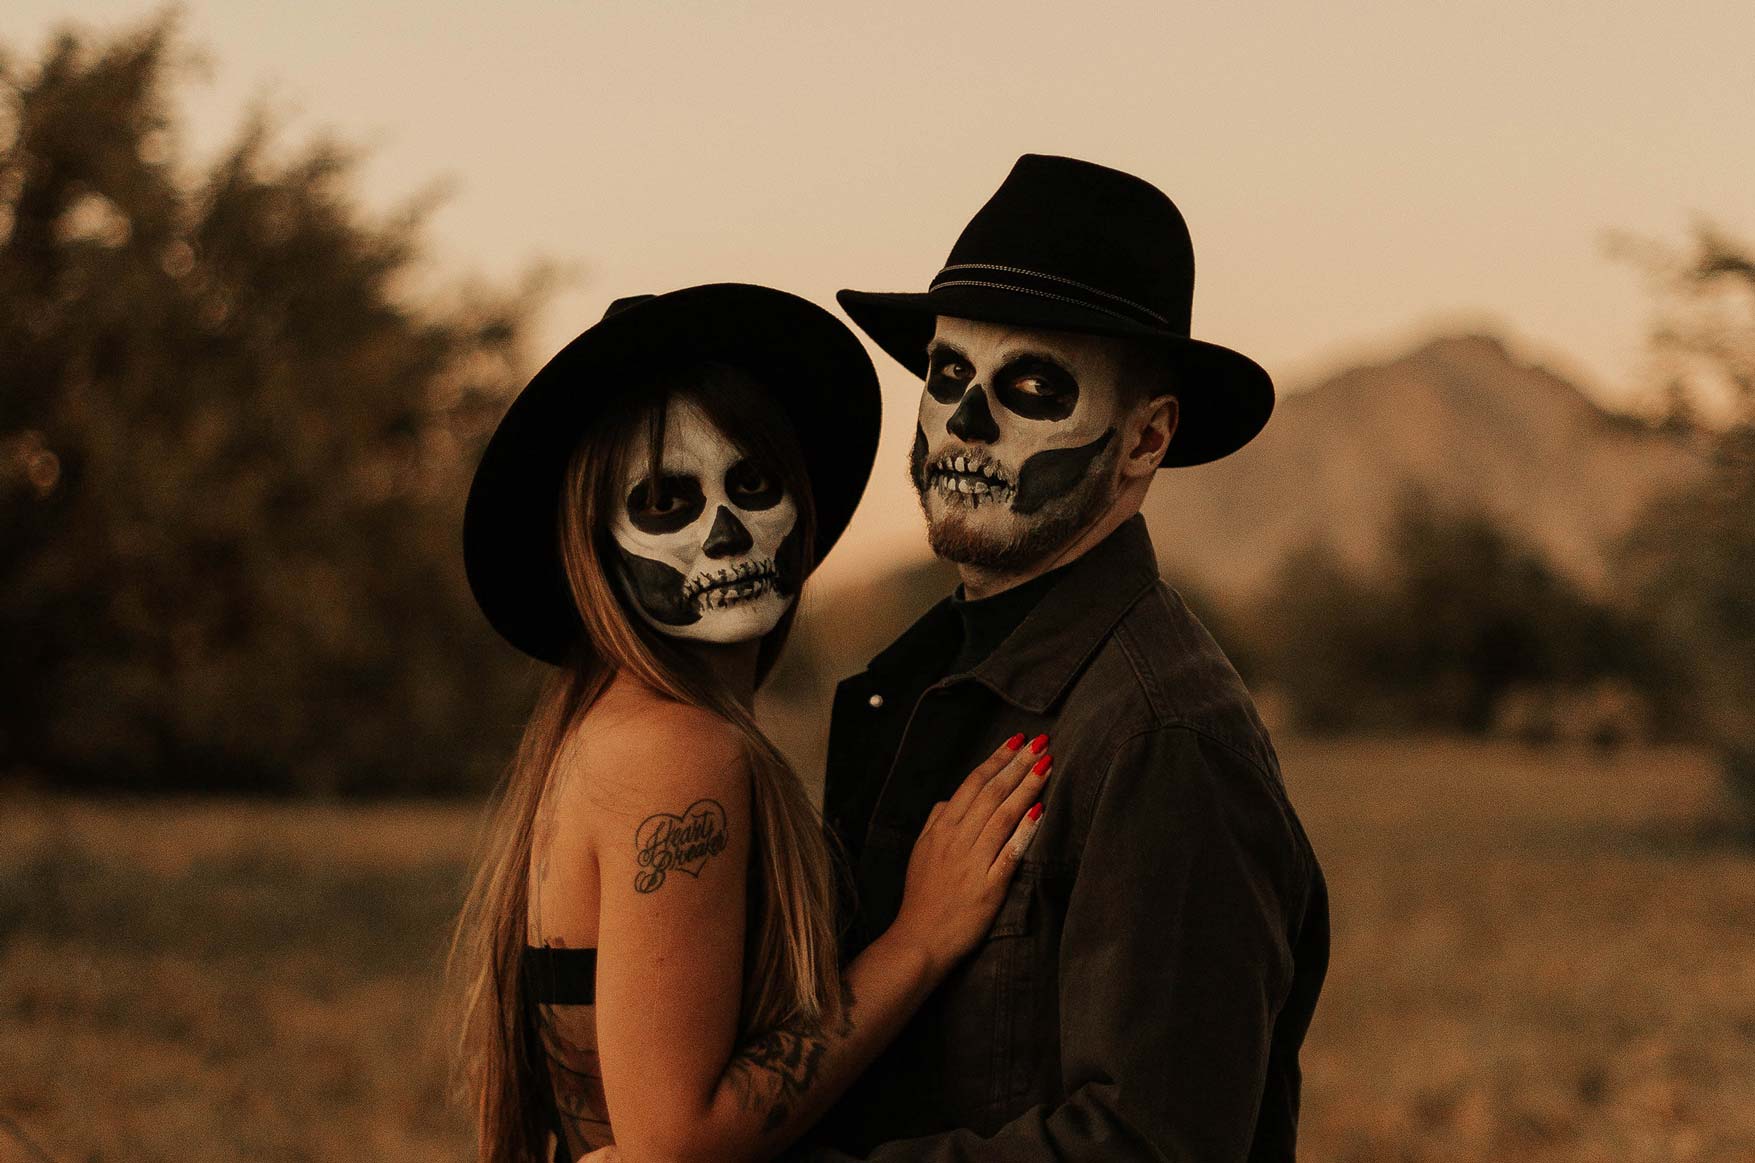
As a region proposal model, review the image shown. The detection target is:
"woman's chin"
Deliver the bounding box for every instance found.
[667,591,792,645]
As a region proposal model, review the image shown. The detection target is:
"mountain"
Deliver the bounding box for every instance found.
[1144,334,1707,601]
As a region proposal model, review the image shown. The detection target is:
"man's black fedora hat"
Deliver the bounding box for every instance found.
[463,283,881,665]
[838,153,1273,467]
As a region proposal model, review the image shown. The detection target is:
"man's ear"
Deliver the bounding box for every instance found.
[1121,394,1179,479]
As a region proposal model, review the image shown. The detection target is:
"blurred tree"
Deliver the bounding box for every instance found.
[1257,489,1674,736]
[1613,223,1755,827]
[0,12,554,794]
[1252,540,1393,734]
[1161,569,1262,684]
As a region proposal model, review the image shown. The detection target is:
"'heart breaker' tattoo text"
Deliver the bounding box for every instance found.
[633,799,729,893]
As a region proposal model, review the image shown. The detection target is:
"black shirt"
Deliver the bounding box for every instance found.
[947,560,1074,675]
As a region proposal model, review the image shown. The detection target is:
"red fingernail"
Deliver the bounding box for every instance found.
[1027,802,1043,821]
[1031,755,1051,776]
[1029,734,1049,754]
[1005,733,1026,751]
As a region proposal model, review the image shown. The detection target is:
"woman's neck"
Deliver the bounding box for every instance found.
[685,638,762,708]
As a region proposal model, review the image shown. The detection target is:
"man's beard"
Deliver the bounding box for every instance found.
[911,442,1120,573]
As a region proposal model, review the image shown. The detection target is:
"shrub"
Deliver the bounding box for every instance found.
[1257,490,1675,736]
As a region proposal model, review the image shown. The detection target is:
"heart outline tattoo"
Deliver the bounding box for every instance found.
[633,798,729,893]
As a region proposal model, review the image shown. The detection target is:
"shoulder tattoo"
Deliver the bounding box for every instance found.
[633,798,730,893]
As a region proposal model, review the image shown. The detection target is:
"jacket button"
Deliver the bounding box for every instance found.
[868,693,884,709]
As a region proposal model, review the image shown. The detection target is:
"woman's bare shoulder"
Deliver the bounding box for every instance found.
[556,677,749,823]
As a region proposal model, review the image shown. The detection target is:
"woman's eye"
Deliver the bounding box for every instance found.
[629,482,676,513]
[725,460,783,510]
[1011,375,1051,396]
[625,474,705,532]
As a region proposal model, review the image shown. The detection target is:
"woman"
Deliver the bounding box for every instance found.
[450,284,1049,1163]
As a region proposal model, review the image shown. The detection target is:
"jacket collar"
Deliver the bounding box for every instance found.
[865,514,1161,714]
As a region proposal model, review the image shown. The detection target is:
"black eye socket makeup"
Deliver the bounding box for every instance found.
[626,473,706,534]
[724,458,783,511]
[925,343,976,404]
[993,355,1079,421]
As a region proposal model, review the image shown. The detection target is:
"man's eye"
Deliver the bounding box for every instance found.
[930,356,972,381]
[926,355,974,404]
[992,359,1079,421]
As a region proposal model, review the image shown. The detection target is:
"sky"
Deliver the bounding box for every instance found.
[6,1,1754,579]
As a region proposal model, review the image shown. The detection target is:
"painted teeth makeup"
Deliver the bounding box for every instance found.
[609,397,799,643]
[910,316,1134,569]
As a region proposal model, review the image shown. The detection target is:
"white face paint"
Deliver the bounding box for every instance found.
[911,317,1132,569]
[609,397,799,644]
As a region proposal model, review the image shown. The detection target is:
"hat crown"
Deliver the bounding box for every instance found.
[937,154,1196,336]
[603,294,655,320]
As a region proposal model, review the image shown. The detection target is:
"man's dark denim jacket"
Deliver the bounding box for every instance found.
[802,514,1329,1161]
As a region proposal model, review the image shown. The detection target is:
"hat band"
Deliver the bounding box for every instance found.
[930,263,1171,328]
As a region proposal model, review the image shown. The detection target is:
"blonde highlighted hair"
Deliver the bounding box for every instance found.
[447,363,842,1162]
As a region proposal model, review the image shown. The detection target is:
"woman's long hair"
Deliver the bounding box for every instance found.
[446,363,843,1163]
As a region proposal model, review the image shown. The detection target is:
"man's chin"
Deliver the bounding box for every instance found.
[921,498,1063,574]
[915,467,1120,575]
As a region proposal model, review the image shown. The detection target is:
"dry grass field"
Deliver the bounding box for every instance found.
[1,737,1751,1162]
[1290,738,1754,1162]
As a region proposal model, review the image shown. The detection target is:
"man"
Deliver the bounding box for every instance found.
[801,154,1329,1160]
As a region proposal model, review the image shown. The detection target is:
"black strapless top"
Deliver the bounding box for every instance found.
[522,945,598,1005]
[524,946,603,1163]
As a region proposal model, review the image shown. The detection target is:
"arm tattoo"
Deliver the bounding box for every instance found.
[730,1020,826,1133]
[727,979,858,1134]
[632,798,729,893]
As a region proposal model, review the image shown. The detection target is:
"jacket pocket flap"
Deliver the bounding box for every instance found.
[987,867,1037,939]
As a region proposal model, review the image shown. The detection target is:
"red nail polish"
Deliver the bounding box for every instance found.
[1029,734,1049,754]
[1005,733,1026,751]
[1027,802,1043,821]
[1031,755,1051,776]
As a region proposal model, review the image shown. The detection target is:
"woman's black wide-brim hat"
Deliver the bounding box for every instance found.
[463,283,881,665]
[838,153,1273,467]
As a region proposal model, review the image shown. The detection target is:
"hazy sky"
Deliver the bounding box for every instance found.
[7,1,1753,579]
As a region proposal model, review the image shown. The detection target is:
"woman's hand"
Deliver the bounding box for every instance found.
[888,733,1049,976]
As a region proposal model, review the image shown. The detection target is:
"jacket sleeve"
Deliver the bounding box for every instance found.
[784,723,1311,1162]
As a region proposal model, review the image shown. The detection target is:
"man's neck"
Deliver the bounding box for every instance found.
[957,502,1140,601]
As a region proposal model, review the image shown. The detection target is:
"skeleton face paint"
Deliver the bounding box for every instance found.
[910,317,1129,571]
[610,397,799,644]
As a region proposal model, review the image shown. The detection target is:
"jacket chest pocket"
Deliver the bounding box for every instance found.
[937,861,1061,1120]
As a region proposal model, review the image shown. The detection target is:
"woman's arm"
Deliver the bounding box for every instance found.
[716,734,1047,1155]
[587,711,1044,1163]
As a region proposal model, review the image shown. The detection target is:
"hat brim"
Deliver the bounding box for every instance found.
[464,283,881,665]
[837,284,1272,468]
